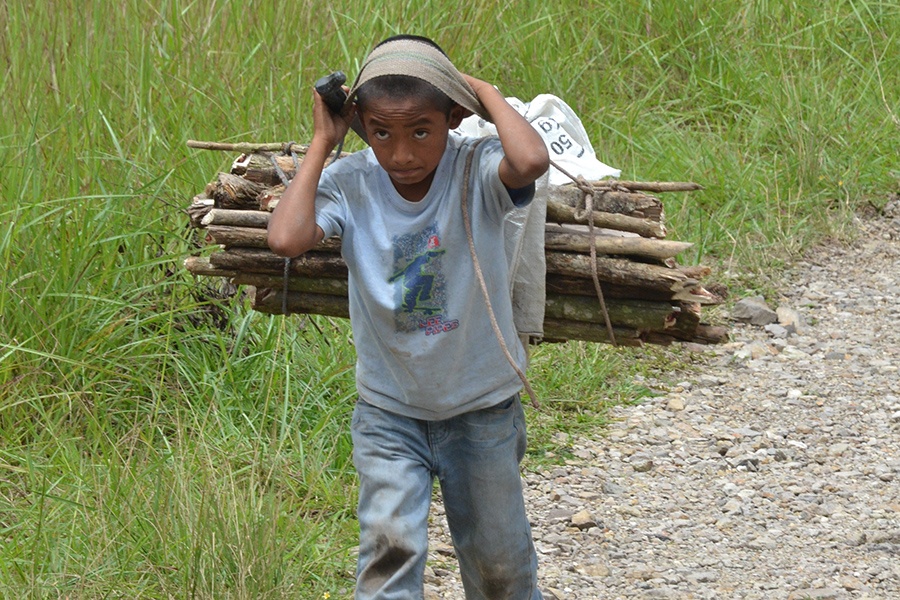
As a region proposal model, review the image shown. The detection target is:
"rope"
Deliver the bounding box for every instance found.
[548,160,617,346]
[461,139,540,409]
[272,143,301,316]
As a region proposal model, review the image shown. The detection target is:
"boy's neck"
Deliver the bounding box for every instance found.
[390,169,437,202]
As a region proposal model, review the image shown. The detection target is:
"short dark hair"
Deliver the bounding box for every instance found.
[374,34,448,56]
[355,75,456,117]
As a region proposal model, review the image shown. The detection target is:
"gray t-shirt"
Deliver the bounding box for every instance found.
[315,135,532,420]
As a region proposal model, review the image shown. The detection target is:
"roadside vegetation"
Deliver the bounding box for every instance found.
[1,1,897,597]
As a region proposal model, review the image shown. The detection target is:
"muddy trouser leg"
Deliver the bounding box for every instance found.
[436,394,543,600]
[351,400,433,600]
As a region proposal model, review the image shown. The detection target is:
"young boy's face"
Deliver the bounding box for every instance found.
[359,96,464,202]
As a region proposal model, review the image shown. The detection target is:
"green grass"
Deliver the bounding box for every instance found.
[1,0,898,597]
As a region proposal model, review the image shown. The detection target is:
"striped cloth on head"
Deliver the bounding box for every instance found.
[347,36,489,121]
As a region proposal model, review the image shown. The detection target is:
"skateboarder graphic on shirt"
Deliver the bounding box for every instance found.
[389,234,445,316]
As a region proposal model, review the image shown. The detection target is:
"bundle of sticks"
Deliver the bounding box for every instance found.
[184,141,728,346]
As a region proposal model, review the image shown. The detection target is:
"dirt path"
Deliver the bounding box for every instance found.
[428,212,900,599]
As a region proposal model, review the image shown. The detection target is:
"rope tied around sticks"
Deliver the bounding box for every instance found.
[549,160,618,347]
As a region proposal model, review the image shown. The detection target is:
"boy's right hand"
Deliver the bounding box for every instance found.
[311,88,355,152]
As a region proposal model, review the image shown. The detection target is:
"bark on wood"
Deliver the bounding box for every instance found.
[188,196,214,228]
[546,201,666,238]
[546,252,717,304]
[231,153,301,186]
[184,257,349,296]
[200,224,344,254]
[643,323,729,345]
[544,230,691,260]
[545,272,719,305]
[187,140,310,154]
[546,251,687,291]
[691,323,730,344]
[608,181,702,193]
[551,185,664,221]
[541,319,643,346]
[202,208,270,228]
[544,294,679,331]
[251,288,350,318]
[259,185,284,211]
[665,301,701,339]
[676,265,712,279]
[205,173,268,210]
[545,274,674,302]
[205,225,270,249]
[208,248,348,278]
[184,256,237,278]
[233,274,349,296]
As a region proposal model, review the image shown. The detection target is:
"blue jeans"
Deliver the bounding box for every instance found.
[351,395,543,600]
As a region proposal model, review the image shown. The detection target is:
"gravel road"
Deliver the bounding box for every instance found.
[426,211,900,599]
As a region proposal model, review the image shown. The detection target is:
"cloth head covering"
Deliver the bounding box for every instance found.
[347,36,489,122]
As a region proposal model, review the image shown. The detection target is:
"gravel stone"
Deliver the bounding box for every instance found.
[425,215,900,599]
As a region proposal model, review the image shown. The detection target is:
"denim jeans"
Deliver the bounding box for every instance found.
[351,395,543,600]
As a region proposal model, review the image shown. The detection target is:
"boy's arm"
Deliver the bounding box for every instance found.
[267,90,353,257]
[462,74,550,190]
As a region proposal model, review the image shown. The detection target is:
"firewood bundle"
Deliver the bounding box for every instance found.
[184,142,728,346]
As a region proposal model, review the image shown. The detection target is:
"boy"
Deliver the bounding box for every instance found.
[268,35,549,600]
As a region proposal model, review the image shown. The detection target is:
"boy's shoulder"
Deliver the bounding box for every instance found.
[327,146,379,175]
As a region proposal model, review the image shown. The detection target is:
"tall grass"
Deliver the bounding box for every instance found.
[1,0,898,596]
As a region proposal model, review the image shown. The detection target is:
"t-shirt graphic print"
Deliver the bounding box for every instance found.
[388,224,458,336]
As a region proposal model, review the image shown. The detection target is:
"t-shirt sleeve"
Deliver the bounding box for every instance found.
[506,182,536,207]
[314,170,346,239]
[476,138,535,221]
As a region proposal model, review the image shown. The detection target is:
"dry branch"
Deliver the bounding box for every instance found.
[205,173,268,210]
[544,229,691,260]
[551,185,664,221]
[202,208,270,228]
[184,256,236,278]
[546,200,666,238]
[544,295,679,331]
[251,288,350,318]
[187,140,310,154]
[209,248,348,279]
[231,153,302,186]
[608,181,702,193]
[540,319,643,346]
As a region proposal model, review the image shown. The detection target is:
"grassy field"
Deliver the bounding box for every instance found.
[1,0,897,597]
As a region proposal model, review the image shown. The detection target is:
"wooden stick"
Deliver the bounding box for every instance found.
[540,319,643,346]
[605,181,703,193]
[209,248,348,278]
[202,208,270,228]
[234,273,349,296]
[184,256,237,278]
[205,225,270,249]
[251,288,350,318]
[643,323,729,345]
[546,200,666,238]
[545,230,692,260]
[205,173,268,210]
[546,251,685,289]
[202,226,343,254]
[231,153,302,186]
[188,140,310,154]
[188,196,214,228]
[544,295,679,331]
[551,185,664,221]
